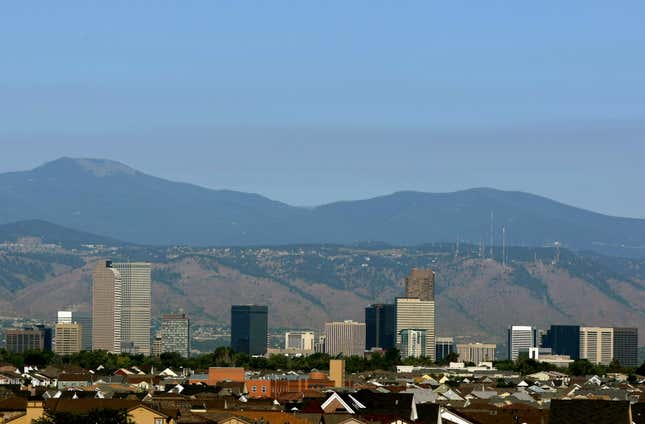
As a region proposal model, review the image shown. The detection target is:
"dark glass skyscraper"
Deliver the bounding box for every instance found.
[542,325,580,360]
[365,304,395,350]
[613,327,638,367]
[231,305,268,355]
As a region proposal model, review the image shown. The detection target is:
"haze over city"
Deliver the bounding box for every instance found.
[1,2,645,217]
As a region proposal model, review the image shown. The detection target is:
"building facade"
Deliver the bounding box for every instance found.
[435,337,455,362]
[365,304,396,350]
[579,327,614,365]
[58,310,92,351]
[324,321,366,357]
[92,261,122,353]
[113,262,151,355]
[613,327,638,367]
[4,326,52,353]
[329,359,345,388]
[231,305,268,355]
[404,268,435,301]
[541,325,580,360]
[400,329,427,358]
[161,312,191,358]
[507,325,538,361]
[456,343,496,364]
[54,323,82,355]
[285,331,315,351]
[395,297,436,360]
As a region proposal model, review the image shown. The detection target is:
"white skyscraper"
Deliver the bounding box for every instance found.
[113,262,151,355]
[507,325,538,361]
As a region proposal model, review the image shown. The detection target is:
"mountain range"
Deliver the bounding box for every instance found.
[1,157,644,257]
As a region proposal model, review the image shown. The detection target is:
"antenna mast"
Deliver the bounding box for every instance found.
[489,211,494,258]
[502,226,506,268]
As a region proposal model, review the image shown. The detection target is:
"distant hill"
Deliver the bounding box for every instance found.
[0,220,126,248]
[1,157,644,256]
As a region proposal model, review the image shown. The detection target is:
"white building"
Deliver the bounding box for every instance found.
[324,321,365,357]
[285,331,315,351]
[395,298,435,360]
[507,325,537,361]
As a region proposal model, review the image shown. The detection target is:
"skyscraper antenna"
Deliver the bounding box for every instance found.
[489,211,494,258]
[502,226,506,268]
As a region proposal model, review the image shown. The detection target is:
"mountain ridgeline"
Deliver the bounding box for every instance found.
[1,157,644,257]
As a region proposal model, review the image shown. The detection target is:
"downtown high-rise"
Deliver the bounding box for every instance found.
[324,320,366,357]
[507,325,538,361]
[92,261,122,353]
[161,312,191,358]
[365,304,395,350]
[231,305,268,355]
[395,268,436,360]
[92,261,151,355]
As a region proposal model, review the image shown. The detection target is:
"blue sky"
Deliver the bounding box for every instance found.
[1,2,644,217]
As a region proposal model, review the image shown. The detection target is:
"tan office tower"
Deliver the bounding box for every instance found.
[395,297,436,360]
[329,359,345,388]
[114,262,151,355]
[92,261,122,353]
[54,323,82,355]
[579,327,614,365]
[405,268,435,301]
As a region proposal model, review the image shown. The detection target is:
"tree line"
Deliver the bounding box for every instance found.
[1,347,643,378]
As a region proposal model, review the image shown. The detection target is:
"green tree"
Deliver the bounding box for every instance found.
[636,361,645,376]
[437,352,459,366]
[569,359,597,376]
[608,358,622,373]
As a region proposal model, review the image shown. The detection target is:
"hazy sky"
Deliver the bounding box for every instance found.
[1,2,644,217]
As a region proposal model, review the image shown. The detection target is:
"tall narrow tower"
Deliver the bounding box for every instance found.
[92,261,122,353]
[113,262,151,355]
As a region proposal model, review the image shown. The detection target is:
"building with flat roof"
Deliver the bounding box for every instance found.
[58,310,92,351]
[507,325,538,361]
[324,321,366,357]
[456,343,496,364]
[395,297,435,360]
[5,326,52,353]
[613,327,638,367]
[365,304,395,350]
[231,305,268,355]
[92,261,122,353]
[161,312,191,358]
[579,327,614,365]
[405,268,435,301]
[436,337,455,362]
[285,331,315,351]
[542,325,580,360]
[113,262,151,355]
[54,323,82,355]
